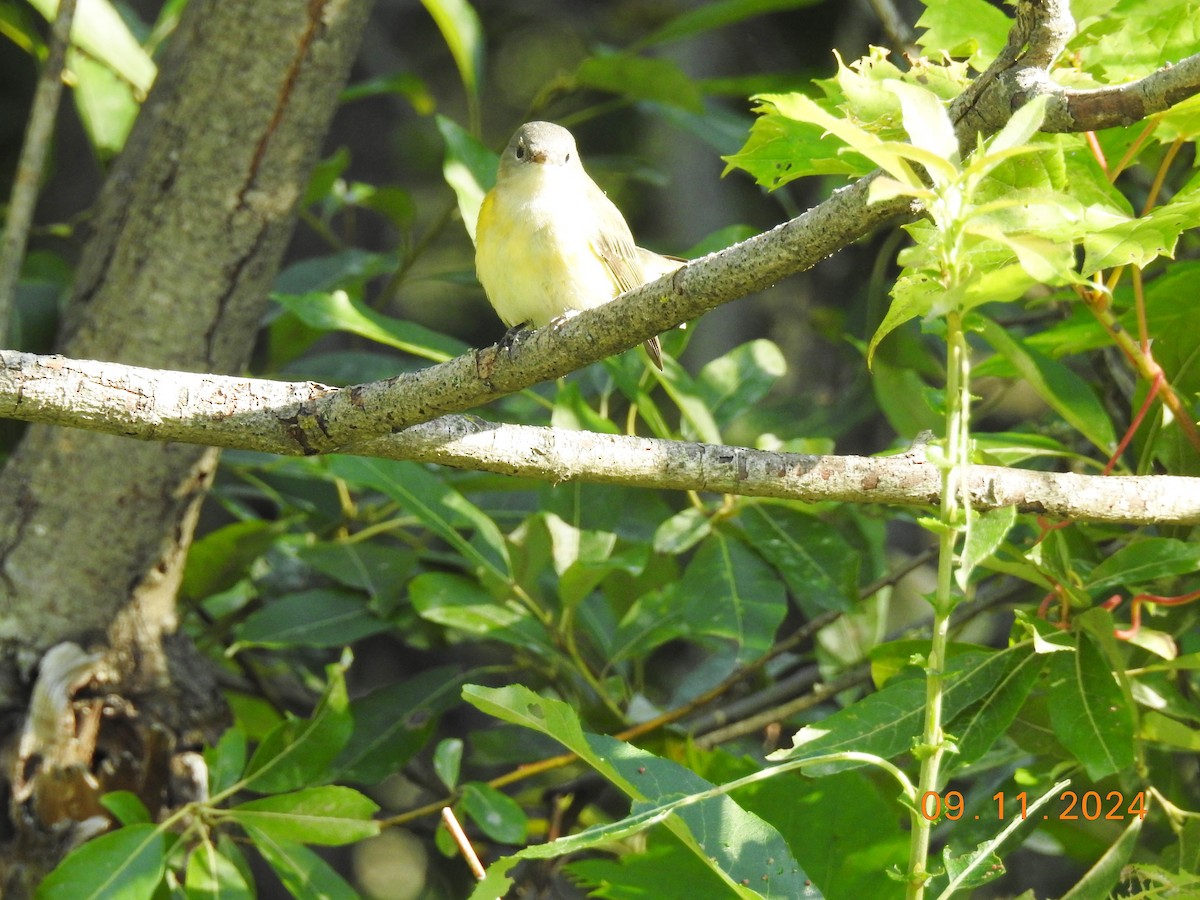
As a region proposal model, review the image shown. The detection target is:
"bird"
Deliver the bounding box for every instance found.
[475,121,683,370]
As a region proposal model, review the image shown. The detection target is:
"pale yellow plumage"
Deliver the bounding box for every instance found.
[475,121,681,369]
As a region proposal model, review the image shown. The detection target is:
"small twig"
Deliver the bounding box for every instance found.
[441,806,487,880]
[0,0,79,345]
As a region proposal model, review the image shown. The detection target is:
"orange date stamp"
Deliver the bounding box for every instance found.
[920,789,1147,822]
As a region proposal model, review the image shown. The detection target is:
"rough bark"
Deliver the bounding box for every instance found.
[0,0,373,891]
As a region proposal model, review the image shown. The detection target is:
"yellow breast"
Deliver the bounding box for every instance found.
[476,166,621,328]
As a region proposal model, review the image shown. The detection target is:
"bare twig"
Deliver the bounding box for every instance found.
[441,807,488,881]
[0,0,79,345]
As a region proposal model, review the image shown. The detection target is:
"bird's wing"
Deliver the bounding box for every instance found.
[584,184,645,294]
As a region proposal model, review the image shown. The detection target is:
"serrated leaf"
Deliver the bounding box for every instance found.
[227,786,379,846]
[722,106,875,188]
[1048,633,1135,779]
[36,824,166,900]
[915,0,1010,69]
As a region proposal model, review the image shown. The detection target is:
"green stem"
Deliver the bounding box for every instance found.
[907,311,971,899]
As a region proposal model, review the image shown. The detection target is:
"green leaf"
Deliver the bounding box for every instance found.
[298,541,414,612]
[609,590,688,665]
[1048,633,1135,779]
[273,290,467,362]
[575,54,704,113]
[642,0,824,46]
[463,684,813,899]
[957,505,1016,591]
[434,737,463,790]
[942,842,1005,890]
[36,824,167,900]
[886,80,959,166]
[244,826,359,900]
[328,457,511,584]
[341,71,435,115]
[100,791,152,826]
[1058,813,1144,900]
[1083,538,1200,592]
[419,0,483,105]
[653,507,712,555]
[437,114,496,243]
[242,658,353,794]
[567,842,732,899]
[410,572,529,636]
[678,531,787,665]
[948,647,1046,770]
[233,589,389,650]
[738,504,859,614]
[976,316,1116,454]
[714,762,908,899]
[770,645,1037,767]
[182,520,282,602]
[1140,710,1200,751]
[206,725,248,797]
[1074,0,1200,81]
[28,0,156,94]
[459,782,527,844]
[696,340,787,433]
[915,0,1011,69]
[722,107,874,188]
[185,840,253,900]
[227,786,379,846]
[70,52,140,158]
[329,666,470,783]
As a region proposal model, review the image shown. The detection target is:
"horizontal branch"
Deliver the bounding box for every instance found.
[3,350,1197,525]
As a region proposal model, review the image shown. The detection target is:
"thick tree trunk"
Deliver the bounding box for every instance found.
[0,0,372,891]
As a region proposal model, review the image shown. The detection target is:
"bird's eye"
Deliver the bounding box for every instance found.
[565,152,571,162]
[515,143,525,160]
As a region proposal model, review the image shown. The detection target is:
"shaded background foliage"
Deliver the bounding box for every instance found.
[3,0,1200,899]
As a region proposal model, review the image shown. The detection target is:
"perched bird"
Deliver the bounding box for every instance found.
[475,121,683,370]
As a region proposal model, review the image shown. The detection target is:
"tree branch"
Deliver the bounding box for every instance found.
[213,4,1200,453]
[3,351,1197,525]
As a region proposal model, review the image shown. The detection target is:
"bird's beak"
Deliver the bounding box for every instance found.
[530,150,547,164]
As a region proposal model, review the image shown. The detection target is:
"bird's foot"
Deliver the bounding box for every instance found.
[500,323,532,358]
